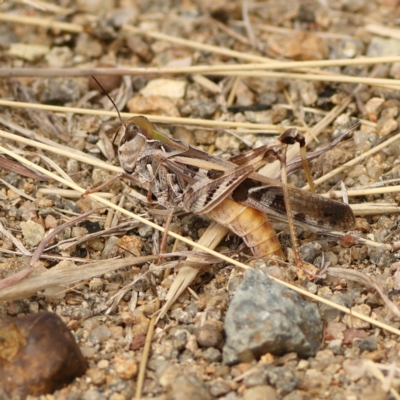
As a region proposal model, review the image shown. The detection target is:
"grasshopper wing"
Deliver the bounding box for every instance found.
[235,184,355,233]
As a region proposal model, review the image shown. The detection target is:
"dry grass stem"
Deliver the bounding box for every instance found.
[0,129,121,173]
[37,188,115,199]
[0,101,293,132]
[329,186,400,199]
[0,256,157,302]
[210,70,400,88]
[366,24,400,40]
[348,203,400,216]
[135,299,160,400]
[3,54,400,77]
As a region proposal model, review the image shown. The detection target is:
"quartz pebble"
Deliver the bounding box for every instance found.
[140,79,187,99]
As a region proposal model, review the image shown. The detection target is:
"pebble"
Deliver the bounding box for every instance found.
[44,214,58,230]
[127,95,180,117]
[235,80,255,106]
[376,116,398,136]
[80,346,97,358]
[342,359,367,381]
[354,336,377,352]
[88,66,122,93]
[45,46,73,68]
[342,304,371,329]
[267,31,328,60]
[71,226,89,238]
[173,126,196,146]
[334,38,364,59]
[299,241,322,263]
[118,235,143,257]
[202,347,222,363]
[86,368,106,386]
[159,364,182,387]
[140,78,187,99]
[83,389,107,400]
[126,36,153,62]
[367,37,400,57]
[355,217,370,232]
[390,62,400,79]
[35,77,86,104]
[243,368,268,387]
[325,320,346,342]
[89,325,112,343]
[267,366,301,396]
[243,385,278,400]
[223,269,323,365]
[364,97,384,122]
[302,368,332,390]
[193,129,215,145]
[295,81,318,106]
[244,110,272,124]
[182,99,218,118]
[196,325,223,349]
[208,379,231,397]
[113,357,138,380]
[215,135,240,151]
[74,33,103,58]
[369,246,393,269]
[8,43,50,61]
[165,375,212,400]
[20,220,45,246]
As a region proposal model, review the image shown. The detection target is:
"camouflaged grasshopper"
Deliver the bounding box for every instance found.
[116,115,355,262]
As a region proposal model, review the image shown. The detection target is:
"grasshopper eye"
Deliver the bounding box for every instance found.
[120,123,140,146]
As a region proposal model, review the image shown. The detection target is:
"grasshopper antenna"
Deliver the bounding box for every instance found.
[91,76,124,143]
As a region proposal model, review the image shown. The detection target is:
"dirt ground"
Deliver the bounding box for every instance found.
[2,0,400,399]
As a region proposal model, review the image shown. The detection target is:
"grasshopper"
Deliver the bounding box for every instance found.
[116,115,355,264]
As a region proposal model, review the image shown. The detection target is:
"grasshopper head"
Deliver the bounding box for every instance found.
[117,116,155,173]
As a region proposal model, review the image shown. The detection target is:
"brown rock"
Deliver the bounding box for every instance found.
[0,312,87,398]
[88,63,122,93]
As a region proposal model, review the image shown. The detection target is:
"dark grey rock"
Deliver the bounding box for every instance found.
[369,246,394,269]
[299,241,322,263]
[223,269,323,365]
[354,336,378,352]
